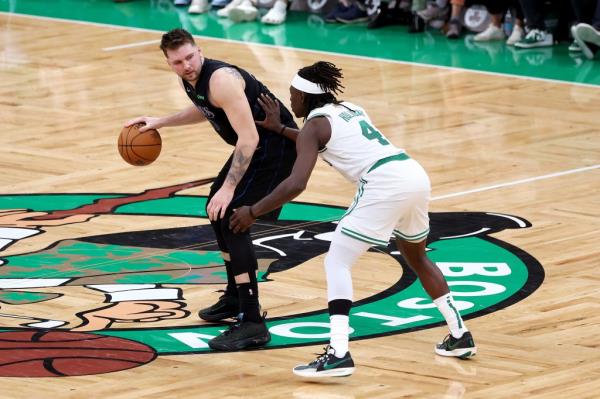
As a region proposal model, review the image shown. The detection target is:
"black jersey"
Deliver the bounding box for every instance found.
[182,58,297,145]
[182,59,297,220]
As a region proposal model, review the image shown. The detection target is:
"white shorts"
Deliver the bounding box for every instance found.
[338,157,431,246]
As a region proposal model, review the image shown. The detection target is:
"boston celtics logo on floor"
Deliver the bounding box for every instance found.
[0,181,543,377]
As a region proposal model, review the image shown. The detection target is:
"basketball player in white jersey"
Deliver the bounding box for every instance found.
[229,61,476,377]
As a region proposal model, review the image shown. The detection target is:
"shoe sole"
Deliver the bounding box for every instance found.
[435,346,477,359]
[336,17,369,24]
[573,24,600,60]
[514,40,553,49]
[473,35,505,42]
[262,17,286,24]
[188,8,209,14]
[292,366,355,378]
[208,332,271,351]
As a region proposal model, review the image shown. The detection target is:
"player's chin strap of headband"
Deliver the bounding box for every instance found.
[291,74,326,95]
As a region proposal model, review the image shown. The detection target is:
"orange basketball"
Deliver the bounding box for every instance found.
[118,123,162,166]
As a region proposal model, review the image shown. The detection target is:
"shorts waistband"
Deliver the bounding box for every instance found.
[367,153,410,173]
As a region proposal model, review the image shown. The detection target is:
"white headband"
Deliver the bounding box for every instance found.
[291,74,326,94]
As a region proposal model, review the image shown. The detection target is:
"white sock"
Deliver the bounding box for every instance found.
[329,314,349,358]
[433,293,468,338]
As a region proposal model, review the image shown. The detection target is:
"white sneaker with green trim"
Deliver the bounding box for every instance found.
[293,345,355,378]
[514,29,553,49]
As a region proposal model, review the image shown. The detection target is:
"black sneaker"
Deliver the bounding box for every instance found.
[324,3,349,23]
[208,313,271,351]
[408,12,425,33]
[367,6,396,30]
[198,293,239,322]
[293,345,355,378]
[435,331,477,359]
[336,4,369,24]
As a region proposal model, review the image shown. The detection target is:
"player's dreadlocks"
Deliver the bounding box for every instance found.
[298,61,345,115]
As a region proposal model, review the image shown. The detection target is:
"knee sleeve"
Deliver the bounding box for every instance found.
[210,219,228,253]
[324,228,371,302]
[220,219,258,276]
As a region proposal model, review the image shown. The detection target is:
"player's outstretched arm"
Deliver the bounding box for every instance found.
[125,105,206,132]
[229,117,330,233]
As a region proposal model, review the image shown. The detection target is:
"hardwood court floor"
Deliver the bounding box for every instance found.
[1,13,599,399]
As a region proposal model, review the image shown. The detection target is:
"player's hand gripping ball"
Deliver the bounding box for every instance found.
[118,124,162,166]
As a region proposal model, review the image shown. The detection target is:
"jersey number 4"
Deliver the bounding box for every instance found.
[359,120,390,146]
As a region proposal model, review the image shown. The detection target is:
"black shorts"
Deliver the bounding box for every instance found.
[208,132,297,221]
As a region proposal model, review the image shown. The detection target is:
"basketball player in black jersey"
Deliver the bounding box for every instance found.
[125,28,297,351]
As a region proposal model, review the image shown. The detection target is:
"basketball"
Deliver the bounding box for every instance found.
[118,123,162,166]
[0,330,156,377]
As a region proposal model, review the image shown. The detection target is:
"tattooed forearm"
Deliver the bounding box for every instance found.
[222,67,244,81]
[225,144,255,187]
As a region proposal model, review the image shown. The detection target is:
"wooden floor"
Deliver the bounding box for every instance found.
[1,13,600,399]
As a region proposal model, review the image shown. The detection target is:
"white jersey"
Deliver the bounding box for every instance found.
[307,102,404,183]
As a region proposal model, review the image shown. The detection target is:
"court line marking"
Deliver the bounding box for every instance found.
[431,164,600,201]
[103,39,161,51]
[2,11,599,89]
[486,213,527,227]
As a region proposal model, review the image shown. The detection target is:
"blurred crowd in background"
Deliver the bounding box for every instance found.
[114,0,600,60]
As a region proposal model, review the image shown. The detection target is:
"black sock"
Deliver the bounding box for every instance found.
[328,299,352,316]
[237,273,260,322]
[223,260,237,297]
[219,218,260,321]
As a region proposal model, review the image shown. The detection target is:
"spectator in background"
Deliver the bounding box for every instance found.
[367,0,428,31]
[418,0,450,24]
[368,0,399,29]
[261,0,289,24]
[324,0,369,24]
[213,0,288,24]
[418,0,466,39]
[446,0,468,39]
[409,0,427,32]
[571,0,600,59]
[514,0,553,48]
[217,0,258,22]
[474,1,524,45]
[188,0,211,13]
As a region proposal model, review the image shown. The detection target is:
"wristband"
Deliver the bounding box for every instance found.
[279,125,286,135]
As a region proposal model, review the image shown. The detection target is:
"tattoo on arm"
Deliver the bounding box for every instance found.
[222,67,244,81]
[225,144,254,187]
